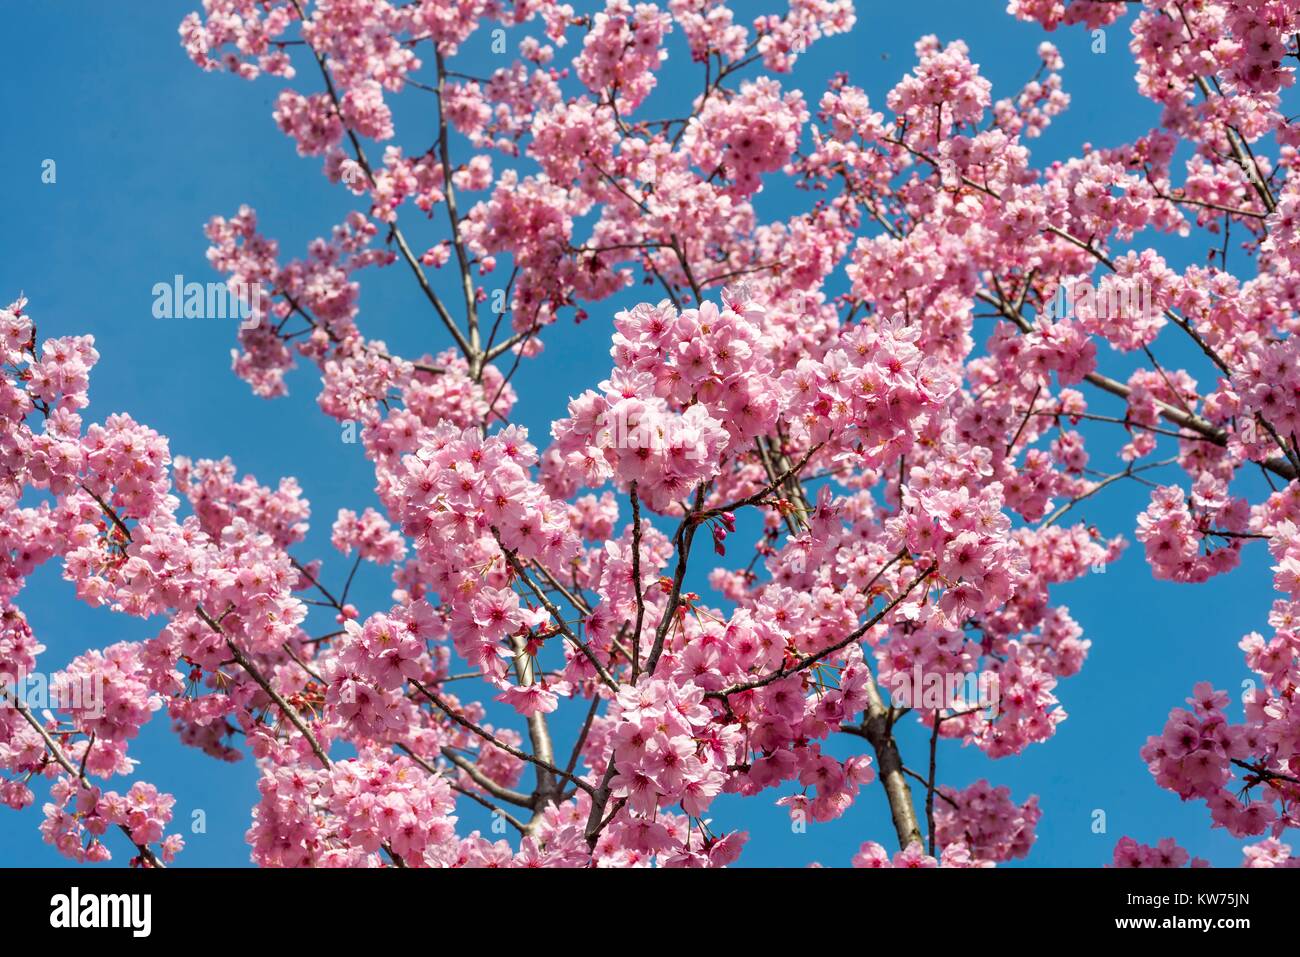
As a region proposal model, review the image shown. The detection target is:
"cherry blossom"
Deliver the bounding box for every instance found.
[3,0,1300,868]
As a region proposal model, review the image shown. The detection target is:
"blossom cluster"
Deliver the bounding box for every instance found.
[4,0,1300,871]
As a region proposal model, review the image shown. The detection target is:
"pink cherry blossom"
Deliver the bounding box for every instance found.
[4,0,1300,870]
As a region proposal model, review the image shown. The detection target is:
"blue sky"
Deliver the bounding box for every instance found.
[0,0,1283,867]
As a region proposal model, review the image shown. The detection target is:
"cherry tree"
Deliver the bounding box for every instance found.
[2,0,1299,868]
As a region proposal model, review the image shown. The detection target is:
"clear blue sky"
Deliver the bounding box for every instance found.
[0,0,1280,867]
